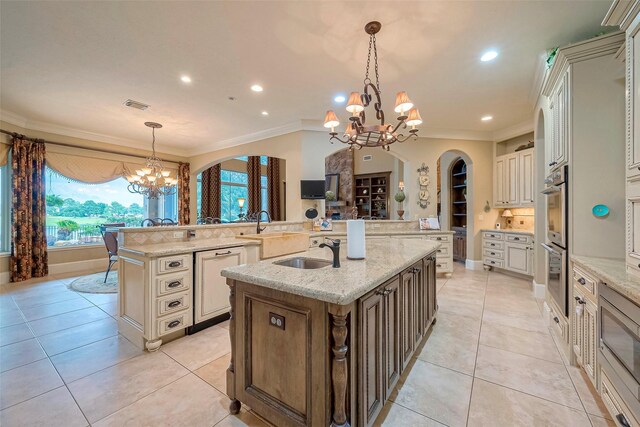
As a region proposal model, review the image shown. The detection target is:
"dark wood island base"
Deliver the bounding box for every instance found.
[225,252,438,427]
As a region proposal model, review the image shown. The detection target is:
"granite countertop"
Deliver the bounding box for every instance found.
[119,238,261,257]
[308,230,455,238]
[481,229,534,236]
[221,238,440,305]
[571,255,640,306]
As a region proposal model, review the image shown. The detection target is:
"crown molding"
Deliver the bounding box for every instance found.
[602,0,640,31]
[0,109,190,157]
[493,120,534,142]
[541,31,625,97]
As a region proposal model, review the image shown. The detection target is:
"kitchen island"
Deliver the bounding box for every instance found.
[221,238,439,427]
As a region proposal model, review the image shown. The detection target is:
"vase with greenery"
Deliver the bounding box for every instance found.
[394,190,406,220]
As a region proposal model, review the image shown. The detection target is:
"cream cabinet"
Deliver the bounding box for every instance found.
[548,71,569,173]
[194,247,246,325]
[628,14,640,276]
[119,252,194,352]
[483,231,533,276]
[493,148,534,208]
[572,282,597,387]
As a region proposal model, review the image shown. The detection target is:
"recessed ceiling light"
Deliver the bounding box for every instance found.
[480,50,498,62]
[251,84,263,92]
[180,75,192,83]
[261,111,269,116]
[481,115,493,121]
[334,95,346,103]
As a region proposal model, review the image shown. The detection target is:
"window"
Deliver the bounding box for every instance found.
[0,163,10,252]
[45,167,146,247]
[197,156,269,222]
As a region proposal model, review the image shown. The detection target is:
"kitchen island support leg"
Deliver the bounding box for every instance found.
[330,306,351,427]
[226,280,241,415]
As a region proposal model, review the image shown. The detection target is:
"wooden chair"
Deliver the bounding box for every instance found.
[99,223,125,283]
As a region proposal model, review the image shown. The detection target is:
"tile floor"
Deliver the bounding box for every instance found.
[0,264,614,426]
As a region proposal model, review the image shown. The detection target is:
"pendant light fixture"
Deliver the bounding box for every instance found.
[323,21,422,151]
[125,122,177,199]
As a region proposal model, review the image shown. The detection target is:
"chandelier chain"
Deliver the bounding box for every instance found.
[365,34,372,84]
[373,34,380,91]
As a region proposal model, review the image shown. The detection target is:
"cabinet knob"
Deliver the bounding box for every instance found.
[577,278,586,285]
[553,316,560,324]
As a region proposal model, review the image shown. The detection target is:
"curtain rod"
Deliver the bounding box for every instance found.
[0,129,181,164]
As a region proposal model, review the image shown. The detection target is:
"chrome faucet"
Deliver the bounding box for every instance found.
[256,210,271,234]
[319,238,341,268]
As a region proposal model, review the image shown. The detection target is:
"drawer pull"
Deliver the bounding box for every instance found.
[436,264,442,268]
[490,243,496,247]
[216,250,232,256]
[437,249,442,253]
[549,161,557,166]
[168,261,182,268]
[577,277,586,285]
[553,316,559,324]
[490,252,496,255]
[168,320,181,329]
[513,237,520,241]
[168,280,182,288]
[436,237,442,241]
[574,296,586,305]
[376,288,393,296]
[168,300,181,308]
[617,414,631,427]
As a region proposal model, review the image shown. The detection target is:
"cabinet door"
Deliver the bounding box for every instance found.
[630,23,640,180]
[506,154,519,205]
[412,261,425,346]
[553,73,568,169]
[519,149,534,205]
[194,248,245,324]
[547,99,556,175]
[571,284,584,364]
[424,256,437,325]
[505,244,531,275]
[582,297,597,384]
[627,180,640,274]
[383,277,401,399]
[494,157,506,206]
[400,268,415,370]
[360,289,384,426]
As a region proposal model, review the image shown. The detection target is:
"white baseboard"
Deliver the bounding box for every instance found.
[532,279,546,299]
[49,258,113,276]
[465,259,484,270]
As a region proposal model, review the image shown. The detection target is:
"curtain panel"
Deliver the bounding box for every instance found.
[200,164,221,219]
[0,141,9,167]
[247,156,262,213]
[10,138,48,282]
[178,162,190,225]
[267,157,281,221]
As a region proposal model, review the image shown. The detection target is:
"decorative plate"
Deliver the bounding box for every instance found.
[592,204,609,218]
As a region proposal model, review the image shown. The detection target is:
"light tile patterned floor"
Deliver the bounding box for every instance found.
[0,264,614,426]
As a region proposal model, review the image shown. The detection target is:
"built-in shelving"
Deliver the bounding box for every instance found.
[355,172,391,219]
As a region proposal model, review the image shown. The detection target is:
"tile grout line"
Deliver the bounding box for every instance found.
[465,269,488,427]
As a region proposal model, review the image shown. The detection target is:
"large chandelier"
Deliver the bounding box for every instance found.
[324,21,422,151]
[125,122,177,199]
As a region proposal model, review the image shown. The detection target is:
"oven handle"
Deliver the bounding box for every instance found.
[542,186,562,195]
[541,243,559,254]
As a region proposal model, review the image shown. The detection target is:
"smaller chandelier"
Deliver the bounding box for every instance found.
[324,21,423,151]
[126,122,177,199]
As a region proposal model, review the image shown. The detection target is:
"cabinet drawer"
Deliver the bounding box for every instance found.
[483,240,504,250]
[483,248,504,260]
[157,254,192,274]
[484,258,504,268]
[156,291,191,317]
[601,370,640,427]
[435,260,451,272]
[428,234,450,243]
[156,272,191,296]
[157,310,192,337]
[549,305,569,345]
[505,234,532,244]
[435,245,450,257]
[572,266,597,299]
[483,232,504,241]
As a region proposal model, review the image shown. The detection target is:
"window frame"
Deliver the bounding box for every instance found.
[0,161,11,253]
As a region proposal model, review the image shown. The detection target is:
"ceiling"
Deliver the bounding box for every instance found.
[0,1,614,155]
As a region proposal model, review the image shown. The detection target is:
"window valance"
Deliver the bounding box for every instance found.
[45,145,178,184]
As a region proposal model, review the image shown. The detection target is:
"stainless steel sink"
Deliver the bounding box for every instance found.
[273,257,332,269]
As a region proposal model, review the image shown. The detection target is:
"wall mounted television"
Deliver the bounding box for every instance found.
[300,180,326,199]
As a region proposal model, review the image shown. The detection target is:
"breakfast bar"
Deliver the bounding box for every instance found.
[221,238,439,427]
